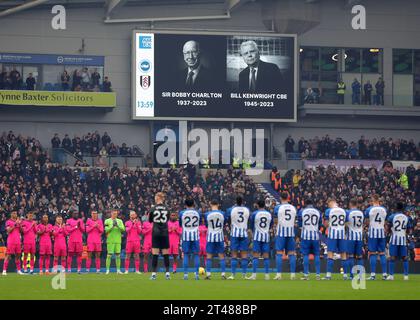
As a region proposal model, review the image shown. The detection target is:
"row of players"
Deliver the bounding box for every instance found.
[1,192,412,281]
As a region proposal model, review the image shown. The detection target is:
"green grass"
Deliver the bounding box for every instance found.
[0,273,419,300]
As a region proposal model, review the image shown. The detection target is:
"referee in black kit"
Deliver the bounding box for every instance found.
[149,192,171,280]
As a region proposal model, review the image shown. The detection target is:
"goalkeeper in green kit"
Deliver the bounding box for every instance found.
[105,209,125,274]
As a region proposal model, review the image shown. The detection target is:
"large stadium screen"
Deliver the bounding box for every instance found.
[132,30,297,122]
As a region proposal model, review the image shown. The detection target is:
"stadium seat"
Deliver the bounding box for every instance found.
[415,248,420,262]
[0,246,6,260]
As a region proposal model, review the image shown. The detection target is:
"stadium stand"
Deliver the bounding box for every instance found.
[284,136,420,161]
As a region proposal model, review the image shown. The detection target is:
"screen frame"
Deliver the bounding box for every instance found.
[131,29,297,123]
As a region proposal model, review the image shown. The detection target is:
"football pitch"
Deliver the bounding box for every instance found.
[0,273,419,300]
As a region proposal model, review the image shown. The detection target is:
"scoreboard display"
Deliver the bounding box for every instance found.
[132,30,297,122]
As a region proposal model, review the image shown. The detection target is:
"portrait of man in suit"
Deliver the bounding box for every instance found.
[238,40,284,93]
[178,40,213,91]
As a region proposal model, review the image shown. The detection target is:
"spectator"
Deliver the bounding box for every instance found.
[102,132,111,147]
[51,133,61,149]
[72,69,82,91]
[285,135,295,153]
[415,91,420,106]
[337,78,346,104]
[81,67,90,91]
[375,77,385,106]
[103,76,112,92]
[61,134,72,152]
[61,70,70,91]
[10,67,22,90]
[0,70,6,89]
[25,73,36,90]
[304,87,318,104]
[348,142,358,159]
[119,143,129,156]
[91,69,101,87]
[364,80,373,105]
[351,78,361,105]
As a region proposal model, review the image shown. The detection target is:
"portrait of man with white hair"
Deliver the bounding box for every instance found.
[178,40,213,91]
[238,40,284,93]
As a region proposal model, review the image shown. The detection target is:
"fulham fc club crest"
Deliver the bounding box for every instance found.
[140,75,151,89]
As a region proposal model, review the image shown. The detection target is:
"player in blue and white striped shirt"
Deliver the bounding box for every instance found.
[324,199,348,280]
[346,198,365,279]
[226,196,250,279]
[179,197,201,280]
[204,199,226,280]
[273,192,297,280]
[364,194,388,280]
[248,199,273,280]
[386,202,412,281]
[298,199,322,280]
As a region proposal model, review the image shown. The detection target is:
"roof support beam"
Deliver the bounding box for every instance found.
[105,0,128,19]
[226,0,252,11]
[0,0,49,18]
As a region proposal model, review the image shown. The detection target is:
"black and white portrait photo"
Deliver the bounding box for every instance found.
[155,34,226,93]
[226,36,293,94]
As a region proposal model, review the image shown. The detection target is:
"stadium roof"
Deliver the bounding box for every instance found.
[0,0,365,21]
[0,0,243,20]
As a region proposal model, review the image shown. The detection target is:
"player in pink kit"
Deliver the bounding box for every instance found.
[2,210,23,276]
[21,211,37,274]
[168,213,182,273]
[66,211,85,273]
[37,214,53,274]
[199,216,208,267]
[86,211,104,273]
[141,215,153,273]
[52,215,67,273]
[124,211,142,274]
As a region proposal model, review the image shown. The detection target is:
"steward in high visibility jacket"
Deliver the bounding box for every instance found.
[274,174,282,191]
[398,173,409,189]
[337,81,346,94]
[169,157,176,169]
[202,158,210,169]
[242,158,251,170]
[232,157,241,169]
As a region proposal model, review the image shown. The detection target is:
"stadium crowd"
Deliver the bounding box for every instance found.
[284,135,420,161]
[51,132,143,158]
